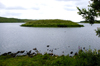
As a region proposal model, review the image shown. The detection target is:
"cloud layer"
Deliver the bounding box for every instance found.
[0,0,90,22]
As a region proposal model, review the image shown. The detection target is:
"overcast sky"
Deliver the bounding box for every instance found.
[0,0,90,22]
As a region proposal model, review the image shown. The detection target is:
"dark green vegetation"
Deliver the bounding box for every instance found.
[21,19,84,27]
[0,49,100,66]
[95,27,100,37]
[77,0,100,25]
[0,16,34,23]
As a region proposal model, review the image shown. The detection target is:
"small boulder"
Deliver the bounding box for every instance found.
[47,45,49,47]
[33,48,37,50]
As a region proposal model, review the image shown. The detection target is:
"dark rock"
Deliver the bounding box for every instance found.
[54,54,58,56]
[83,47,85,49]
[33,48,37,50]
[35,50,39,53]
[2,53,8,56]
[8,52,12,54]
[55,48,57,50]
[47,49,49,51]
[20,50,25,53]
[31,52,35,55]
[29,53,34,58]
[23,55,27,56]
[11,53,17,57]
[28,50,31,54]
[47,45,49,47]
[49,50,53,52]
[62,51,64,53]
[70,51,73,54]
[54,48,59,50]
[17,51,21,53]
[27,50,31,56]
[48,53,53,56]
[74,52,78,56]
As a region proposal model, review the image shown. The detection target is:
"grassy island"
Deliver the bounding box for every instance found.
[21,19,84,27]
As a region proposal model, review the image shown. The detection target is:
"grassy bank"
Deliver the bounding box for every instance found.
[0,49,100,66]
[21,19,84,27]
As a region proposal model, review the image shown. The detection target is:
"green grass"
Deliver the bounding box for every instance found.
[21,19,84,27]
[0,49,100,66]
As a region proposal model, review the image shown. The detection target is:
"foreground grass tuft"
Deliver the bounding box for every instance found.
[21,19,84,27]
[0,49,100,66]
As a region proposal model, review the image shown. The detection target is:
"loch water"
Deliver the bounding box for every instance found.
[0,23,100,55]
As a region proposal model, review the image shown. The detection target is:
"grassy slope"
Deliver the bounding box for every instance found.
[0,49,100,66]
[21,19,84,27]
[0,16,34,23]
[0,17,24,23]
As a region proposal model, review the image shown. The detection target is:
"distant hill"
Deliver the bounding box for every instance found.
[0,16,35,23]
[80,20,100,23]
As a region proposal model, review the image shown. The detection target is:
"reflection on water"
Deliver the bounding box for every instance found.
[95,27,100,37]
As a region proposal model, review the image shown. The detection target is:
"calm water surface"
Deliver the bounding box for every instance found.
[0,23,100,55]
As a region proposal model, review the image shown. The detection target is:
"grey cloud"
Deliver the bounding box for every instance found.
[64,4,76,11]
[0,2,6,9]
[76,2,86,6]
[31,7,40,10]
[6,6,40,10]
[63,0,89,9]
[75,0,89,8]
[64,7,76,11]
[0,2,26,10]
[41,4,47,6]
[2,12,21,17]
[56,0,80,1]
[6,6,26,10]
[64,4,74,7]
[56,0,87,8]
